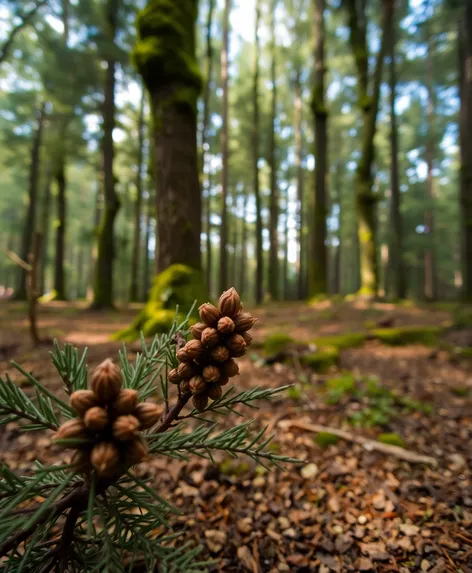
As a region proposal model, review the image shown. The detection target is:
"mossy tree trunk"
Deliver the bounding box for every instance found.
[310,0,328,297]
[459,4,472,301]
[92,0,120,310]
[388,13,406,300]
[129,87,145,302]
[202,0,215,295]
[16,103,45,300]
[219,0,231,293]
[344,0,394,296]
[253,0,263,305]
[53,160,67,300]
[39,171,53,295]
[134,0,202,277]
[268,0,279,301]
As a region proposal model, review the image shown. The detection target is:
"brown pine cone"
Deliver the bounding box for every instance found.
[241,332,253,346]
[201,327,220,348]
[226,334,246,354]
[135,402,161,429]
[218,375,230,386]
[193,394,209,412]
[90,359,122,403]
[112,389,139,415]
[177,361,199,379]
[55,418,87,441]
[168,368,182,385]
[189,375,207,395]
[222,359,239,378]
[198,303,221,327]
[211,346,230,363]
[180,379,191,393]
[176,348,190,362]
[84,407,108,431]
[69,390,98,416]
[233,312,257,333]
[190,322,207,340]
[91,442,119,477]
[71,449,91,472]
[207,384,223,401]
[125,437,149,466]
[218,287,241,317]
[113,415,140,441]
[217,316,235,335]
[202,365,220,383]
[184,339,205,360]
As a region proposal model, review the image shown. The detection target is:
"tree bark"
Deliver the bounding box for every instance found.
[310,0,328,296]
[219,0,231,293]
[388,14,406,300]
[129,87,146,302]
[424,26,436,301]
[16,103,45,300]
[53,161,67,300]
[134,0,202,276]
[39,171,53,295]
[459,4,472,301]
[253,0,263,304]
[143,187,153,301]
[345,0,394,296]
[202,0,215,294]
[268,0,279,301]
[283,185,290,300]
[294,67,305,300]
[239,190,248,297]
[92,0,120,309]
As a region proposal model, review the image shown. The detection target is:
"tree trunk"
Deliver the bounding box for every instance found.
[53,161,67,299]
[253,0,263,304]
[310,0,328,296]
[129,87,145,302]
[388,14,406,300]
[283,185,290,300]
[86,180,102,301]
[294,67,305,300]
[424,27,436,301]
[346,0,394,296]
[268,0,279,301]
[134,0,202,275]
[239,190,248,297]
[143,188,153,301]
[459,4,472,301]
[92,0,120,309]
[219,0,231,293]
[16,103,45,300]
[202,0,215,294]
[39,171,52,295]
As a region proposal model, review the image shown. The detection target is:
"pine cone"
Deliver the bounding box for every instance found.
[190,322,207,340]
[184,339,205,360]
[55,418,87,441]
[226,334,246,355]
[176,348,190,362]
[218,287,241,317]
[178,361,199,379]
[198,303,221,327]
[202,364,220,383]
[241,332,253,346]
[125,437,149,465]
[113,415,140,441]
[91,442,119,477]
[135,402,161,429]
[222,359,239,378]
[70,390,98,416]
[201,327,220,348]
[90,359,122,403]
[112,389,139,415]
[84,407,108,431]
[217,316,235,335]
[233,312,257,333]
[193,394,209,412]
[207,384,222,401]
[189,375,207,395]
[168,368,182,385]
[211,346,230,363]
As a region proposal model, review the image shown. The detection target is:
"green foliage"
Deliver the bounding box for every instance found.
[301,346,340,372]
[263,332,294,355]
[377,433,406,448]
[323,373,356,404]
[115,264,207,341]
[287,384,303,400]
[450,386,470,397]
[313,333,366,350]
[314,432,340,448]
[371,326,442,346]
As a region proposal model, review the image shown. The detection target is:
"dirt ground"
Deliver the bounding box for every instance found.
[1,299,471,572]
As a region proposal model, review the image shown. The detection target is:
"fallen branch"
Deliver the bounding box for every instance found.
[278,419,438,467]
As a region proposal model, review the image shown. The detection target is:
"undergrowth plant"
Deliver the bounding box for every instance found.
[0,289,296,572]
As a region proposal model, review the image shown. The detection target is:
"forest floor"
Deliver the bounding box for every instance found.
[1,298,472,573]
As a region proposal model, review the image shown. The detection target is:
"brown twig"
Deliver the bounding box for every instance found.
[155,392,192,434]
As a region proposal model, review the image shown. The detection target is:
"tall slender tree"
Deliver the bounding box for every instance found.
[134,0,202,273]
[129,87,145,302]
[219,0,231,293]
[388,9,406,299]
[343,0,394,296]
[424,24,437,300]
[202,0,215,294]
[253,0,263,304]
[294,67,305,299]
[459,2,472,300]
[310,0,328,296]
[268,0,279,301]
[16,103,46,300]
[92,0,120,309]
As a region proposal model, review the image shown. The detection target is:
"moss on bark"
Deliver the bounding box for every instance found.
[114,264,206,341]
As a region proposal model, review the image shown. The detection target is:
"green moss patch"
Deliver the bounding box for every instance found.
[114,264,206,341]
[301,346,339,372]
[450,386,470,397]
[313,333,366,350]
[314,432,340,448]
[324,374,356,404]
[377,433,405,448]
[371,326,442,346]
[287,385,303,400]
[263,332,294,355]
